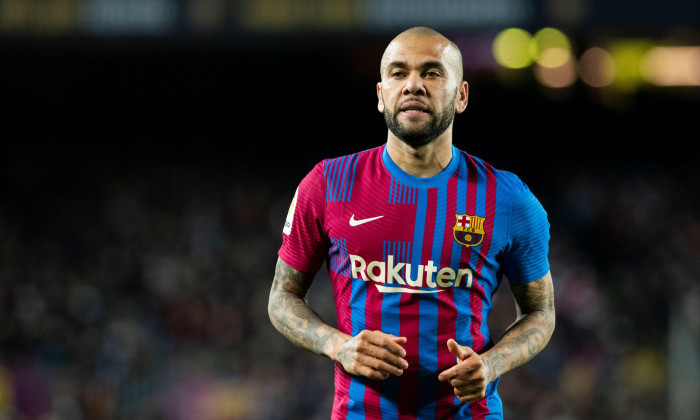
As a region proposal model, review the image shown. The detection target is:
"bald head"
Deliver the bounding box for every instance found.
[380,27,463,82]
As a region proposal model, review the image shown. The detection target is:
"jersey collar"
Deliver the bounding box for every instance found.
[382,144,461,188]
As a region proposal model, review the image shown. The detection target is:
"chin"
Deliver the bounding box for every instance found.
[396,134,438,149]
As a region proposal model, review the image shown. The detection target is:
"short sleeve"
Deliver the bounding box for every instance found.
[278,162,328,274]
[502,180,551,284]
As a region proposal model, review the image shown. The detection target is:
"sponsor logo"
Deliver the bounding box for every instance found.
[349,254,473,294]
[453,214,485,247]
[282,188,298,235]
[349,214,384,227]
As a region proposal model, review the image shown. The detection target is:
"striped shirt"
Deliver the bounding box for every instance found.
[279,144,550,419]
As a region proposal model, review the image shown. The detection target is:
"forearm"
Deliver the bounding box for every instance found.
[481,272,556,382]
[481,307,555,381]
[268,289,349,360]
[268,258,350,361]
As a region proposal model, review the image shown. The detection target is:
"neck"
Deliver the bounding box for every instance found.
[386,133,454,178]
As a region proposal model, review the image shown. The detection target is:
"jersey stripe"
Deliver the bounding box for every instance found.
[436,173,460,419]
[348,276,367,418]
[347,152,360,202]
[364,269,384,418]
[416,187,439,417]
[329,237,351,277]
[325,153,361,203]
[467,155,498,419]
[399,187,427,419]
[335,155,349,202]
[380,241,404,419]
[451,155,476,412]
[389,177,418,204]
[327,156,340,201]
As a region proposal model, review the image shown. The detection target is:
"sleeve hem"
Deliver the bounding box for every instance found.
[507,265,550,285]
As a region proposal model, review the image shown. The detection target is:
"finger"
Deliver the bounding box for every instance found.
[438,365,458,382]
[369,331,407,357]
[438,357,482,382]
[446,338,472,361]
[390,336,408,346]
[357,364,390,380]
[456,392,486,403]
[356,353,405,376]
[454,388,487,403]
[449,375,484,388]
[356,340,408,370]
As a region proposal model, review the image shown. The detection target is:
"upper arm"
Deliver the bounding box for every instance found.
[502,179,550,285]
[509,270,555,317]
[278,163,328,274]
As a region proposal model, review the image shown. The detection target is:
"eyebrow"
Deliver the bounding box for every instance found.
[385,60,449,74]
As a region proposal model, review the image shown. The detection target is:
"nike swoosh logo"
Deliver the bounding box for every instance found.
[349,214,384,227]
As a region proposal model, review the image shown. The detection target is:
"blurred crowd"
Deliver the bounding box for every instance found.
[0,151,698,419]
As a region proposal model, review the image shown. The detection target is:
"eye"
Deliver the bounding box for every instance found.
[425,70,441,78]
[391,71,406,79]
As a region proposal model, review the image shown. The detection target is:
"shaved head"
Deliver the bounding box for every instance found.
[380,27,463,82]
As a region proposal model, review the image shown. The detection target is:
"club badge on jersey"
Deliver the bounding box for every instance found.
[453,214,486,247]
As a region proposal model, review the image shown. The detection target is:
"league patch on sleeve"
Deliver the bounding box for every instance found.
[282,187,298,235]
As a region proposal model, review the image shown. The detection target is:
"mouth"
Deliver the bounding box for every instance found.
[399,100,430,116]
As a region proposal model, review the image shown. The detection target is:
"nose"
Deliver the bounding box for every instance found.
[402,72,426,95]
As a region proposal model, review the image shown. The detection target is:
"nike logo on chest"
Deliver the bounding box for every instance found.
[349,214,384,227]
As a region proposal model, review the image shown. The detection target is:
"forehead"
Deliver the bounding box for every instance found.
[381,35,458,72]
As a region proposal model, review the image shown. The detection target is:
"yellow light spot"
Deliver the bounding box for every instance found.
[531,27,572,68]
[607,40,653,93]
[492,28,533,69]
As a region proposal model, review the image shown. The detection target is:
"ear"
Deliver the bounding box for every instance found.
[455,81,469,114]
[377,82,385,113]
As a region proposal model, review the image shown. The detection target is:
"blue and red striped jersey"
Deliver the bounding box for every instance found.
[279,144,550,419]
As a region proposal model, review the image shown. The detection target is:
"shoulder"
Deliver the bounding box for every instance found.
[317,145,384,174]
[297,145,384,198]
[457,149,528,193]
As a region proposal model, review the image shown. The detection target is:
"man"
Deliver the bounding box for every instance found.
[268,26,555,419]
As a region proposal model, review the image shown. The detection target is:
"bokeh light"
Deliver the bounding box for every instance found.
[641,46,700,86]
[534,56,577,88]
[531,27,572,68]
[492,28,533,69]
[579,47,616,87]
[607,40,652,92]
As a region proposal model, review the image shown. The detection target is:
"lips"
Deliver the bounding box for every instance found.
[399,100,429,113]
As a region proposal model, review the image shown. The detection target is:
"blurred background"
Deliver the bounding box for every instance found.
[1,0,699,419]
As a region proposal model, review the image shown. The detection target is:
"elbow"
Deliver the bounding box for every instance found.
[267,290,280,328]
[544,306,556,344]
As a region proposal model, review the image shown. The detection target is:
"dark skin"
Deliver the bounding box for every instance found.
[268,257,555,401]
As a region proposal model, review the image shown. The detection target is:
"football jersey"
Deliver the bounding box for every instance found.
[278,144,550,420]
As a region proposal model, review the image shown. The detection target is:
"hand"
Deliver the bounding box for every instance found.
[438,338,491,402]
[334,330,409,380]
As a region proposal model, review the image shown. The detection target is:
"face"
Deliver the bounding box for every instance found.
[377,35,468,148]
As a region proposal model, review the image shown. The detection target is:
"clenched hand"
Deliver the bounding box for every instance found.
[335,330,409,380]
[438,338,492,402]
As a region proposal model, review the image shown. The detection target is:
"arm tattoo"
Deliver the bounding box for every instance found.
[268,258,346,360]
[484,272,555,381]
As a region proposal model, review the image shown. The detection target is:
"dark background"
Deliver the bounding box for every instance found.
[1,0,699,419]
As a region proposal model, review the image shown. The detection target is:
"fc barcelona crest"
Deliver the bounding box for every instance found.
[453,214,486,247]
